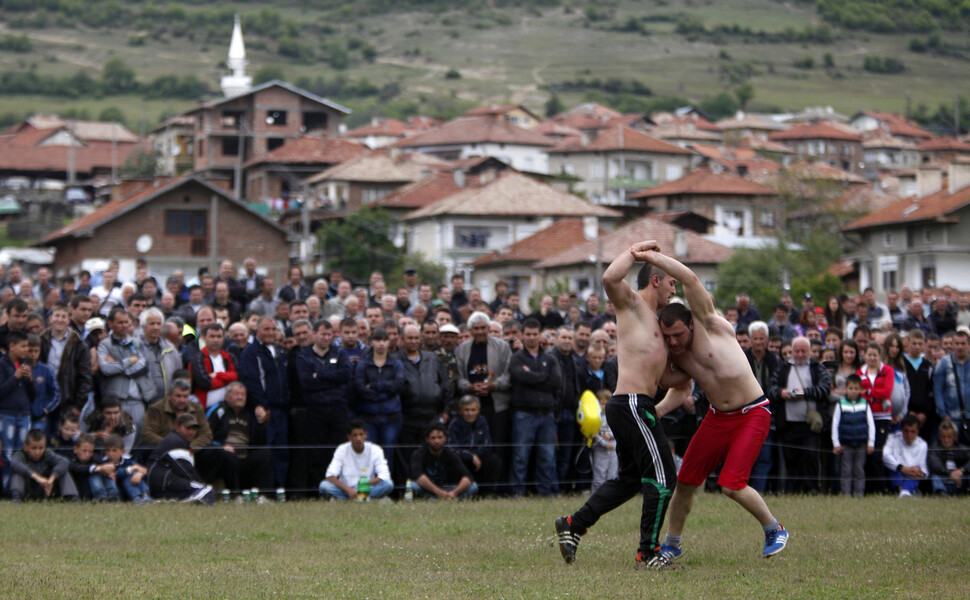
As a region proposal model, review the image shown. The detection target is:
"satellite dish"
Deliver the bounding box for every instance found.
[136,234,153,253]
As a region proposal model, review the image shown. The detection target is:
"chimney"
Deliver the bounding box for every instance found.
[580,129,595,147]
[916,165,942,198]
[948,161,970,194]
[674,230,688,258]
[453,169,466,188]
[389,146,402,163]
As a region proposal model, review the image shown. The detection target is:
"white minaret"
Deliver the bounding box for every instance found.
[221,15,252,98]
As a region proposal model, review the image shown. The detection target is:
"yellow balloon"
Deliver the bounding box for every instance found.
[576,390,602,446]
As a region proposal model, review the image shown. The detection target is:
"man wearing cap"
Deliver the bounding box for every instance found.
[436,323,461,414]
[98,308,155,446]
[146,411,215,503]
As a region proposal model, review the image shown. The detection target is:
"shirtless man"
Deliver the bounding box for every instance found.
[555,242,687,569]
[639,242,788,567]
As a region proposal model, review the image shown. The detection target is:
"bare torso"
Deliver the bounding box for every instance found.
[613,293,669,397]
[672,315,763,412]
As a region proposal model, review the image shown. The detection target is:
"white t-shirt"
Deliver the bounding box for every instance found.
[206,353,227,408]
[326,441,391,488]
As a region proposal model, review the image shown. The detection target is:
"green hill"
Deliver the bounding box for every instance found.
[0,0,967,132]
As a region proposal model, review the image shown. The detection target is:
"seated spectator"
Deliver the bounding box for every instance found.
[409,422,477,500]
[927,421,970,496]
[69,433,119,501]
[146,413,215,504]
[318,419,393,501]
[103,433,153,504]
[8,428,78,502]
[882,414,928,497]
[206,382,274,497]
[447,395,502,495]
[48,413,80,459]
[85,397,136,453]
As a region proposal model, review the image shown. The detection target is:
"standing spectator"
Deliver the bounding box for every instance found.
[883,333,911,427]
[508,319,562,497]
[189,323,237,410]
[40,303,92,418]
[929,296,956,336]
[352,327,405,472]
[904,329,936,441]
[296,319,351,491]
[25,333,59,433]
[278,266,311,303]
[934,330,970,442]
[238,316,289,487]
[68,295,94,341]
[247,278,278,317]
[455,311,513,482]
[212,281,242,325]
[394,324,450,483]
[795,307,824,339]
[734,293,761,333]
[831,374,875,497]
[239,258,264,304]
[215,260,246,307]
[769,336,831,493]
[409,422,477,499]
[0,297,29,351]
[0,331,35,488]
[581,294,601,324]
[882,414,928,497]
[98,309,154,446]
[206,382,274,497]
[858,342,896,491]
[746,321,782,493]
[767,304,798,342]
[590,390,618,494]
[324,281,352,319]
[318,419,393,501]
[549,325,582,492]
[489,280,510,314]
[138,308,181,405]
[901,301,934,335]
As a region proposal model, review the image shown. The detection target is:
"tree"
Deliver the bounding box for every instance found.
[120,148,160,179]
[98,106,126,124]
[545,94,564,117]
[253,66,285,85]
[734,82,754,110]
[318,207,400,281]
[102,58,138,94]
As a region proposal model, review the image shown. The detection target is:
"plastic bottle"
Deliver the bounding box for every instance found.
[404,479,414,502]
[357,468,370,501]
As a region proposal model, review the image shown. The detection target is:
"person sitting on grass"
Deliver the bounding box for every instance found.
[446,395,502,496]
[146,413,215,504]
[318,419,393,501]
[927,420,970,496]
[882,414,928,497]
[409,422,477,500]
[103,434,153,504]
[8,428,78,502]
[48,413,80,459]
[68,433,119,501]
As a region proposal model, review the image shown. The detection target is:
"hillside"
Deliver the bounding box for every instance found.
[0,0,967,133]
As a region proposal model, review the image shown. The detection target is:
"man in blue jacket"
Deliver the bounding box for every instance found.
[935,330,970,442]
[296,319,351,493]
[0,330,36,488]
[238,316,289,487]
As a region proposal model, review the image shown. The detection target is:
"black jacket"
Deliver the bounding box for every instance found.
[509,347,562,412]
[207,404,268,448]
[394,349,450,426]
[746,348,782,426]
[548,348,582,412]
[40,328,93,411]
[295,343,352,413]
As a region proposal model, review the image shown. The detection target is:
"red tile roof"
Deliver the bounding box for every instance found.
[844,177,970,231]
[343,118,412,138]
[769,122,862,142]
[738,136,796,154]
[548,126,692,155]
[245,136,368,167]
[534,216,732,268]
[630,167,778,199]
[404,171,621,219]
[470,218,603,266]
[463,104,540,121]
[917,137,970,152]
[377,171,471,210]
[394,116,556,148]
[786,161,869,184]
[304,149,450,185]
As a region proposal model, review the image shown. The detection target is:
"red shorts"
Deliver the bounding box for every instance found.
[677,398,770,490]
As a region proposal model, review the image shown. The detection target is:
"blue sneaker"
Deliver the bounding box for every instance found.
[763,525,788,557]
[643,543,683,570]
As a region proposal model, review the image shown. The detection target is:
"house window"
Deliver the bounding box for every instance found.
[221,111,242,128]
[165,210,207,236]
[590,163,604,179]
[883,233,892,247]
[361,188,389,204]
[266,111,287,126]
[923,229,932,243]
[882,270,897,292]
[666,164,683,181]
[303,112,329,132]
[760,210,775,227]
[268,138,285,152]
[922,266,936,288]
[562,164,575,176]
[221,138,239,157]
[454,227,492,248]
[722,209,745,236]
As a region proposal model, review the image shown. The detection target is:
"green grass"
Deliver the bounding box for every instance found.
[0,493,967,599]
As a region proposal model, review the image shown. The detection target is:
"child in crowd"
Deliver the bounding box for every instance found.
[26,333,60,435]
[0,330,36,489]
[103,434,153,504]
[48,413,80,460]
[831,374,875,497]
[69,433,119,501]
[8,428,78,502]
[591,390,618,494]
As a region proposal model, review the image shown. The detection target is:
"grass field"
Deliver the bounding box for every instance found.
[1,492,967,599]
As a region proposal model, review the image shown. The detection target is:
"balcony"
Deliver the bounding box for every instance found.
[609,176,656,189]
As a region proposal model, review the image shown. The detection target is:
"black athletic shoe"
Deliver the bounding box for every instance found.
[636,549,685,571]
[555,516,584,564]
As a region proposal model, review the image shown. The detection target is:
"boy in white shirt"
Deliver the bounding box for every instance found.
[882,414,928,497]
[318,419,393,500]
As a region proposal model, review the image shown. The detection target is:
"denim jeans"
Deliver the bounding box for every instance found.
[1,414,30,489]
[266,407,290,488]
[89,473,121,501]
[319,478,394,499]
[362,419,402,478]
[412,481,479,499]
[749,429,775,493]
[509,410,557,496]
[117,473,151,502]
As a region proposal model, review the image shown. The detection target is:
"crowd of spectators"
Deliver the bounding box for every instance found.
[0,258,967,503]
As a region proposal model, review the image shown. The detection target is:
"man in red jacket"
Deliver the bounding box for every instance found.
[190,323,238,410]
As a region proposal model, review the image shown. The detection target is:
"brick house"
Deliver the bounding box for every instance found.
[768,122,863,174]
[37,175,294,281]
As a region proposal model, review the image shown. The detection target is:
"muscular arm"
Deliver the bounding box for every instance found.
[602,245,639,311]
[637,245,717,326]
[655,378,693,418]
